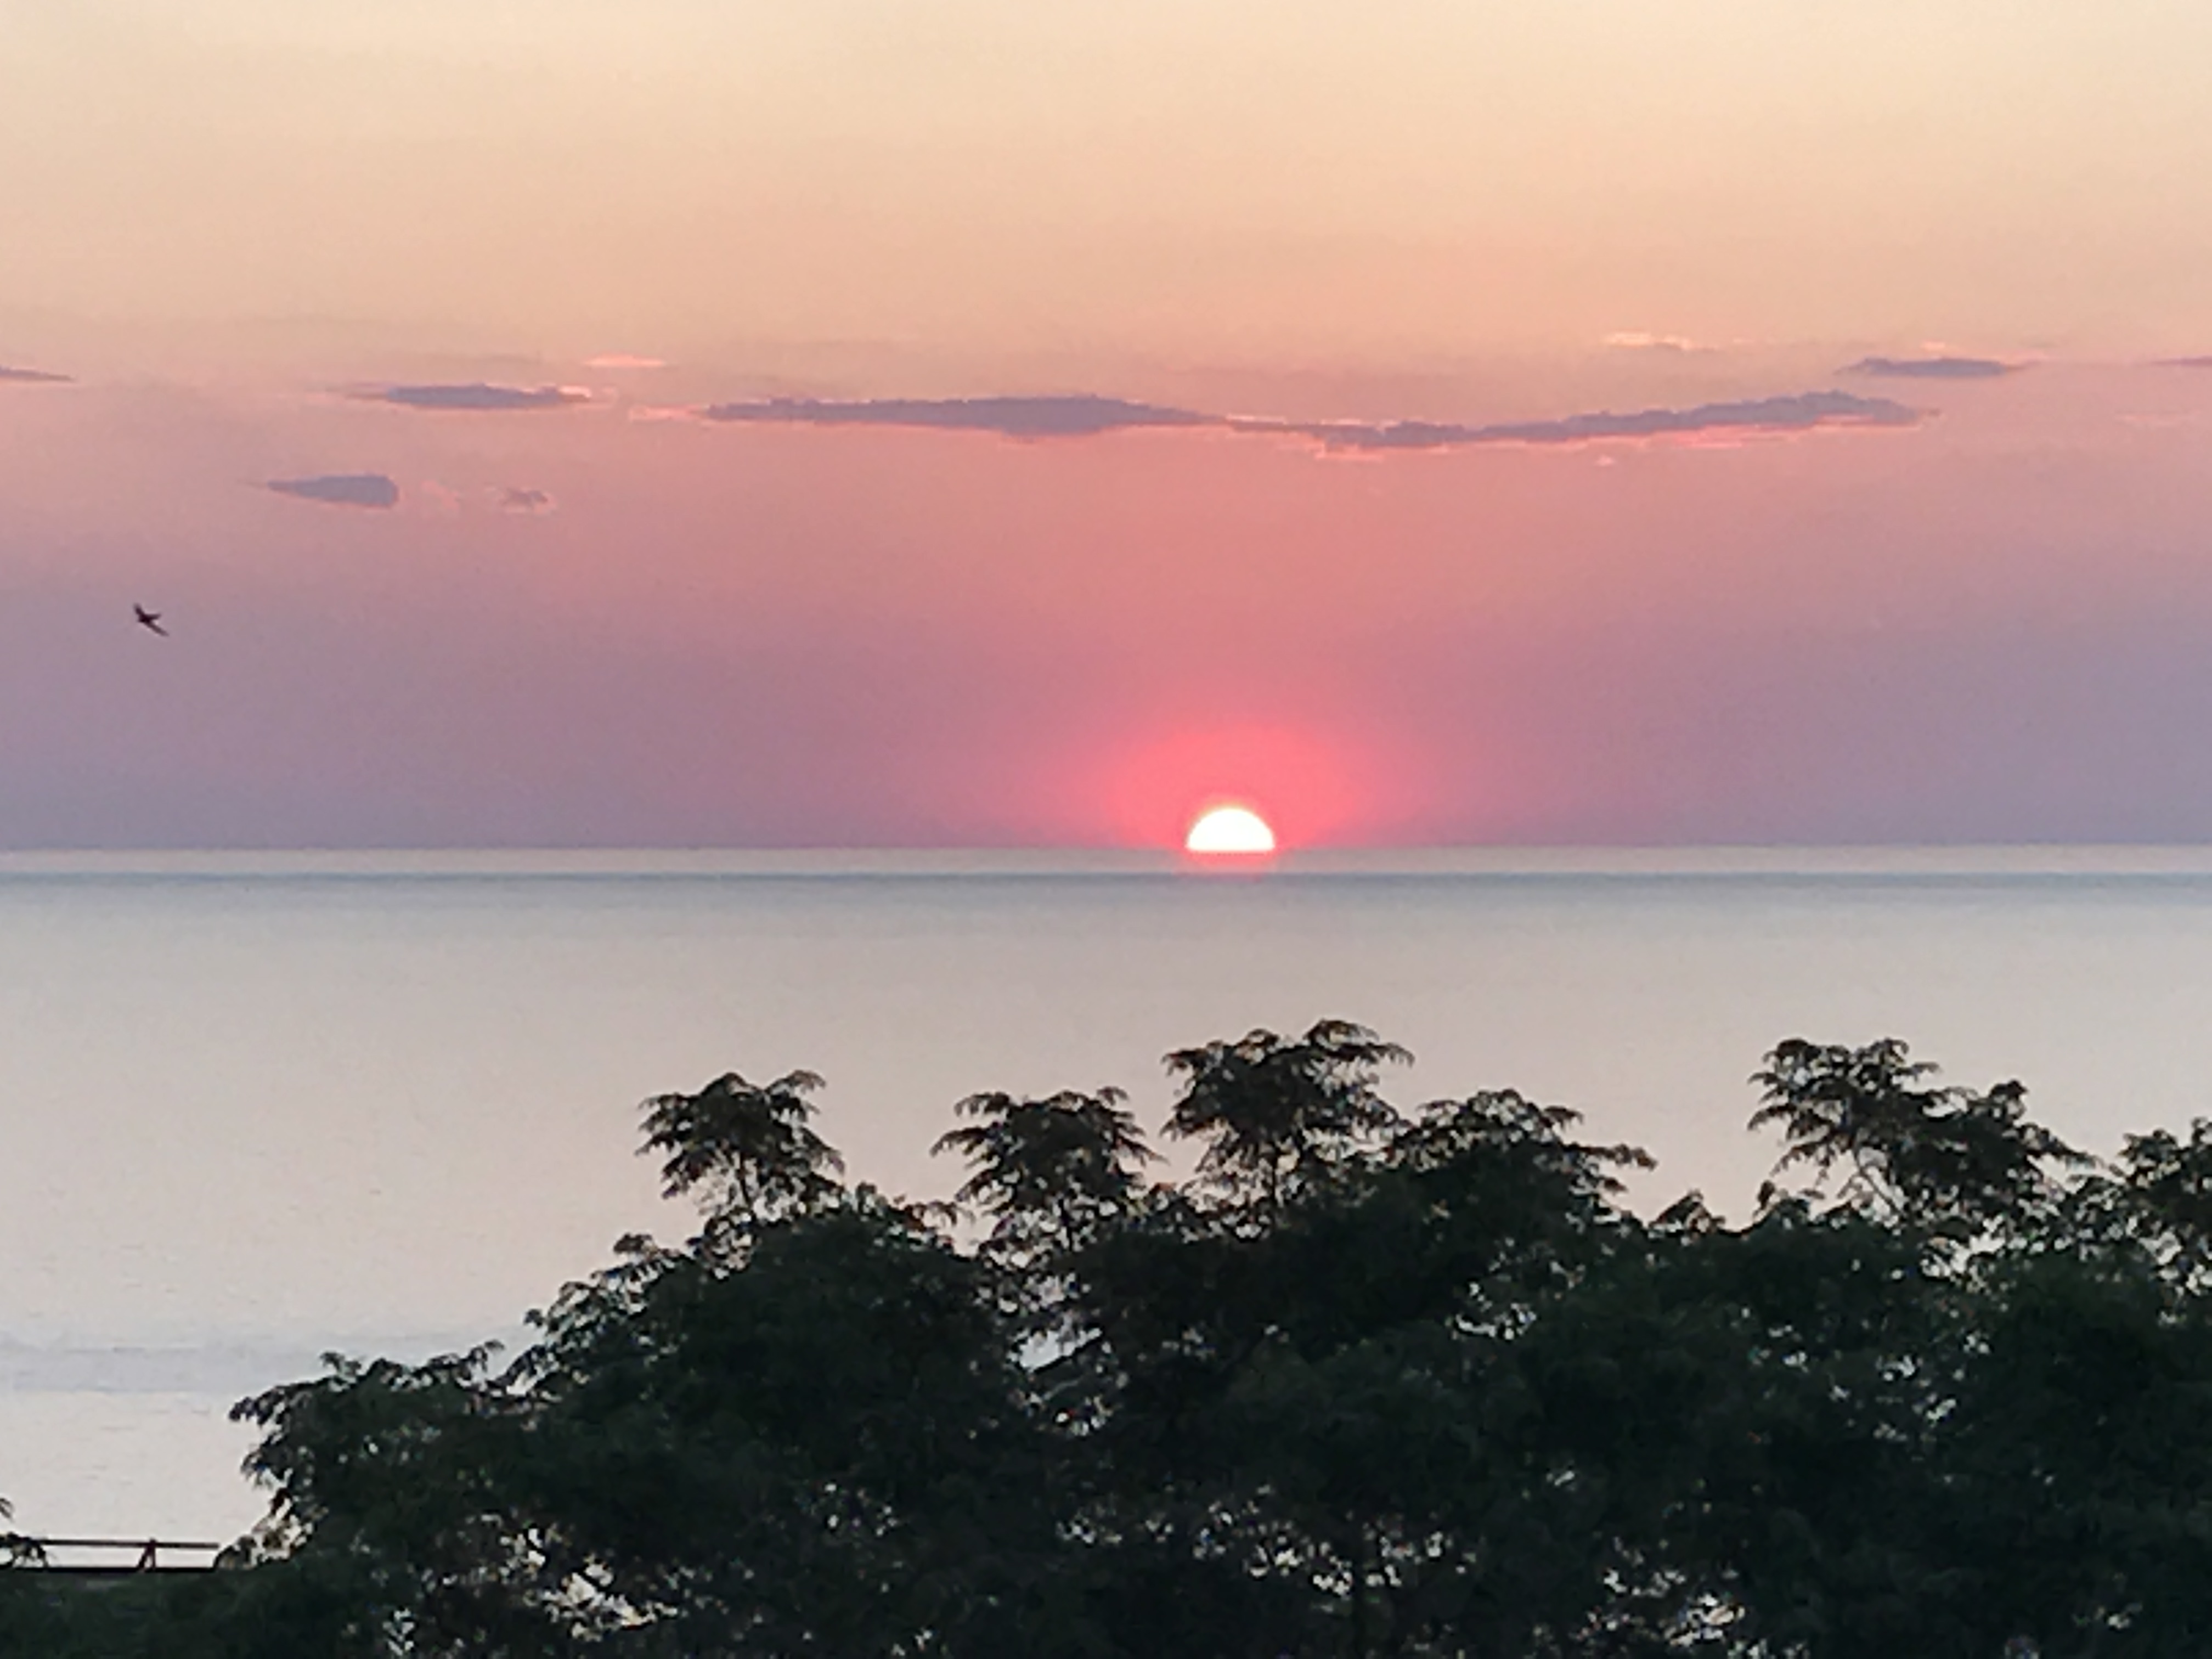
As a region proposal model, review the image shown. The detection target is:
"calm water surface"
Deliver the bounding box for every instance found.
[7,847,2212,1542]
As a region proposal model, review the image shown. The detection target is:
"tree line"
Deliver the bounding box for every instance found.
[9,1020,2212,1656]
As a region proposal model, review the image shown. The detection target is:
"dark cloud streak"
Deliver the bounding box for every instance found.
[1843,355,2025,379]
[0,364,72,383]
[1235,391,1921,449]
[696,389,1922,450]
[698,394,1213,438]
[267,473,401,509]
[354,383,588,412]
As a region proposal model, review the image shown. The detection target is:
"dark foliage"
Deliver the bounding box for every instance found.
[19,1027,2212,1655]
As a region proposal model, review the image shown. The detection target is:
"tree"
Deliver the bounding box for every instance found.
[78,1025,2212,1656]
[1164,1019,1409,1206]
[2106,1118,2212,1288]
[934,1085,1154,1259]
[1751,1037,2084,1238]
[637,1068,842,1237]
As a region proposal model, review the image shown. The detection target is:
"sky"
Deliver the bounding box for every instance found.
[7,1,2212,848]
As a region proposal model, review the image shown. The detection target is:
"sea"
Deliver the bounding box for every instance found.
[7,846,2212,1552]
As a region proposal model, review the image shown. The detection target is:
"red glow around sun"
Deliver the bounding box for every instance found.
[1097,725,1365,850]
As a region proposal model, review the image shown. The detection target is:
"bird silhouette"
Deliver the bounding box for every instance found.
[133,605,168,636]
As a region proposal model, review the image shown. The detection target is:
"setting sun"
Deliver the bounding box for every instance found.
[1184,804,1278,856]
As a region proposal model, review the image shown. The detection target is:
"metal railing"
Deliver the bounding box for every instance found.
[10,1536,225,1572]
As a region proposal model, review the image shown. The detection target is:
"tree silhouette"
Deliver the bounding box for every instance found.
[935,1086,1154,1256]
[1164,1019,1409,1204]
[637,1067,843,1231]
[1751,1036,2084,1235]
[35,1025,2212,1657]
[2106,1119,2212,1286]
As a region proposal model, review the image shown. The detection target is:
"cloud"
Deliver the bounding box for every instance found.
[497,486,555,515]
[584,353,666,370]
[0,364,71,383]
[697,393,1214,438]
[1603,331,1705,353]
[1842,355,2026,379]
[353,382,590,411]
[686,387,1924,453]
[2155,356,2212,369]
[1229,391,1922,452]
[267,472,401,509]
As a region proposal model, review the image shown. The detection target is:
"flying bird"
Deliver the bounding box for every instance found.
[133,604,168,636]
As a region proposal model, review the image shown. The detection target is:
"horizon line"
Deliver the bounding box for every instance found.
[10,844,2212,878]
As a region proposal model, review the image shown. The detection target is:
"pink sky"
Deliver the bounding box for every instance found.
[5,3,2212,847]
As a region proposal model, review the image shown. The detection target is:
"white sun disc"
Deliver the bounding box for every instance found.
[1185,804,1277,855]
